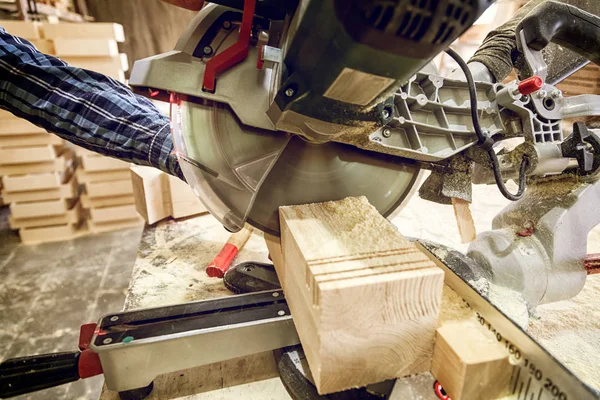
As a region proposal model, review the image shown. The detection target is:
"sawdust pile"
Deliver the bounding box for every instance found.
[527,275,600,390]
[438,284,474,326]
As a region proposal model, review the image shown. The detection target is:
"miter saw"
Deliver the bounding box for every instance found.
[127,0,600,308]
[3,1,600,399]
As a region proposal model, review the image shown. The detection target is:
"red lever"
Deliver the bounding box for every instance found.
[517,76,543,95]
[202,0,257,92]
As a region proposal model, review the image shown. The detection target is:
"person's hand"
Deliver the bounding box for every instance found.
[160,0,204,11]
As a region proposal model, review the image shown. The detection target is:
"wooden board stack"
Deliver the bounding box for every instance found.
[76,147,142,233]
[0,110,84,245]
[0,20,128,82]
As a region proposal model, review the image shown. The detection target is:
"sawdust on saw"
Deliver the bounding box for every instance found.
[527,274,600,390]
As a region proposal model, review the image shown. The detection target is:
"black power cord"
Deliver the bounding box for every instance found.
[445,47,529,201]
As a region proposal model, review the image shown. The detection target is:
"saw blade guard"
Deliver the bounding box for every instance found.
[170,93,290,232]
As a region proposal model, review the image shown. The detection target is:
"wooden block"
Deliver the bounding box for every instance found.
[76,168,131,184]
[89,204,137,223]
[81,154,129,171]
[0,21,42,39]
[275,196,444,394]
[87,217,143,234]
[42,23,125,42]
[130,166,207,224]
[2,170,70,192]
[2,175,78,203]
[0,145,62,165]
[0,119,47,135]
[19,223,85,245]
[85,179,133,198]
[431,321,511,400]
[131,166,170,224]
[30,39,56,55]
[0,154,70,176]
[452,198,476,243]
[168,175,207,219]
[81,193,134,208]
[0,133,63,148]
[9,201,83,229]
[53,38,119,57]
[10,198,76,219]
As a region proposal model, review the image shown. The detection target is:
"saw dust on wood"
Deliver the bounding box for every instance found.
[527,274,600,390]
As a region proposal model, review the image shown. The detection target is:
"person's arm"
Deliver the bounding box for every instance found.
[0,26,184,180]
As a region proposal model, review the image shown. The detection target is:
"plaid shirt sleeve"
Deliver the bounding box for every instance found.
[0,26,184,180]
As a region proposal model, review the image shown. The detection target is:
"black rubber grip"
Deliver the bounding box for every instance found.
[517,1,600,65]
[0,352,80,398]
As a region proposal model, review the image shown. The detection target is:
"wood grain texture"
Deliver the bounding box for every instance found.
[276,196,444,394]
[431,320,511,400]
[451,198,476,243]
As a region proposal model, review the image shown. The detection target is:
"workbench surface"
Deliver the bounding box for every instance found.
[99,214,291,400]
[99,182,600,399]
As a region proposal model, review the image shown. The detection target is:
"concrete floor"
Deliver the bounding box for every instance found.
[0,206,143,400]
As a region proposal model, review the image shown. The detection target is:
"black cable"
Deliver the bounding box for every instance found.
[445,47,529,201]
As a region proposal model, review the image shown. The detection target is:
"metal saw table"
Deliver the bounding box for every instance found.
[98,214,291,400]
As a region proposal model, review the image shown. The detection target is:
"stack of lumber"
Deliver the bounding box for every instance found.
[76,148,142,233]
[0,20,128,82]
[0,109,83,245]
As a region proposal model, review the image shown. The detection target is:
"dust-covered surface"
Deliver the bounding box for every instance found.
[528,274,600,390]
[393,176,600,391]
[124,215,270,310]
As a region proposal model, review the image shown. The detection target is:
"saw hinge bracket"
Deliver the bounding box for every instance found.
[202,0,257,93]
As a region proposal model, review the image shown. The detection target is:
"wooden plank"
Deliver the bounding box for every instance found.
[53,38,119,57]
[452,198,476,243]
[131,165,170,224]
[2,170,69,192]
[85,179,133,198]
[87,217,143,234]
[0,154,70,176]
[168,175,207,219]
[2,175,78,203]
[0,133,63,148]
[81,193,134,208]
[275,196,444,394]
[42,23,125,42]
[431,321,511,400]
[0,21,42,39]
[89,204,138,223]
[60,54,128,73]
[30,39,56,55]
[0,109,14,119]
[131,166,207,224]
[9,201,83,229]
[19,222,85,245]
[81,154,129,171]
[0,119,47,135]
[0,145,62,165]
[10,198,76,219]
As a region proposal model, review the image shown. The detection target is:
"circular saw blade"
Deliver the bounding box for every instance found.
[248,136,421,235]
[174,98,421,236]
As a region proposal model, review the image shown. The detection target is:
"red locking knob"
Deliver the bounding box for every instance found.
[517,76,543,95]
